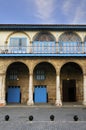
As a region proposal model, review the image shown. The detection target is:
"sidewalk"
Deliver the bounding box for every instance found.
[0,105,86,130]
[4,102,85,108]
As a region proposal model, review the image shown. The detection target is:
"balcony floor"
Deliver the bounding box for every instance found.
[0,53,86,57]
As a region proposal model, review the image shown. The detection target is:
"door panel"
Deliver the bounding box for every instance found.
[34,85,47,103]
[7,86,20,103]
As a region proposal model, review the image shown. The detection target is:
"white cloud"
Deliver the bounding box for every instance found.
[72,0,86,24]
[61,0,86,24]
[25,0,86,24]
[62,0,75,15]
[34,0,56,23]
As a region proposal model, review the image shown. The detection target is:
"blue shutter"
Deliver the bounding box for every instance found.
[20,38,27,53]
[7,86,20,103]
[34,86,47,103]
[10,38,27,53]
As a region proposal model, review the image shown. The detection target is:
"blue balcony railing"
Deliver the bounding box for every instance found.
[0,43,86,56]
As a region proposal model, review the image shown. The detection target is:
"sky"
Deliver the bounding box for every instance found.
[0,0,86,24]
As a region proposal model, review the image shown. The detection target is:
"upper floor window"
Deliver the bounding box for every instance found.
[8,70,18,80]
[10,37,27,47]
[10,37,27,53]
[35,69,46,81]
[58,32,82,53]
[32,32,56,53]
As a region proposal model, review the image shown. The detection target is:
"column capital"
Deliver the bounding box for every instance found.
[56,72,60,76]
[30,41,32,44]
[56,67,60,76]
[83,73,86,76]
[29,72,33,76]
[5,41,8,44]
[56,41,58,43]
[0,73,6,76]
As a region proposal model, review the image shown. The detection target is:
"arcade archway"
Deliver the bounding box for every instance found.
[60,62,83,102]
[33,62,56,104]
[6,62,29,104]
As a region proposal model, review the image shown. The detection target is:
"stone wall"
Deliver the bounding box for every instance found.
[0,57,85,104]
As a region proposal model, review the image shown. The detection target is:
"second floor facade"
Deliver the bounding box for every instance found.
[0,24,86,57]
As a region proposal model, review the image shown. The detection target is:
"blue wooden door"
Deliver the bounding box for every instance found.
[7,86,20,103]
[34,86,47,103]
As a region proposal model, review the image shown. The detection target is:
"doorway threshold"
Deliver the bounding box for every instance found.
[62,102,83,107]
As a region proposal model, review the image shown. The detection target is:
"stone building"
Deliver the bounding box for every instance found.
[0,24,86,106]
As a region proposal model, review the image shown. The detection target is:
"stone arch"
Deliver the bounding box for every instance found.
[57,32,82,54]
[33,60,57,73]
[6,61,29,104]
[59,61,83,74]
[33,31,56,41]
[33,61,56,104]
[60,62,83,103]
[6,60,29,73]
[5,31,31,44]
[58,31,82,42]
[32,32,56,54]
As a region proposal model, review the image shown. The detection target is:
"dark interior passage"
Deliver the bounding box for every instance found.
[62,80,76,102]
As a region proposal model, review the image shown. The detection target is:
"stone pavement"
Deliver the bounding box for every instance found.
[0,105,86,130]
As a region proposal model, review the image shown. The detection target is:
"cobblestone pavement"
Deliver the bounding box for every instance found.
[0,105,86,130]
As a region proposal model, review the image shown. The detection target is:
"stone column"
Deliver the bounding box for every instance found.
[29,41,32,53]
[82,41,84,53]
[56,41,58,53]
[0,73,6,106]
[55,74,62,106]
[27,73,34,105]
[83,74,86,105]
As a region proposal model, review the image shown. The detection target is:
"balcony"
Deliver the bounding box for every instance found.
[0,44,86,57]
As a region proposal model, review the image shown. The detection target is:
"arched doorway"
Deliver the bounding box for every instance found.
[60,62,83,102]
[6,62,29,104]
[33,62,56,104]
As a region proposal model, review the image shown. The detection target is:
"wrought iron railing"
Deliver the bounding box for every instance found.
[0,45,86,54]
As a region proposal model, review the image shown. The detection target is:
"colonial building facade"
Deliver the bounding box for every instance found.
[0,24,86,106]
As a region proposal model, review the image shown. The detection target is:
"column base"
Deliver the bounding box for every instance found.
[27,100,34,105]
[55,100,62,107]
[83,101,86,105]
[0,100,6,106]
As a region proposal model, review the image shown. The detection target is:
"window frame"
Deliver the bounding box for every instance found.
[35,69,46,81]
